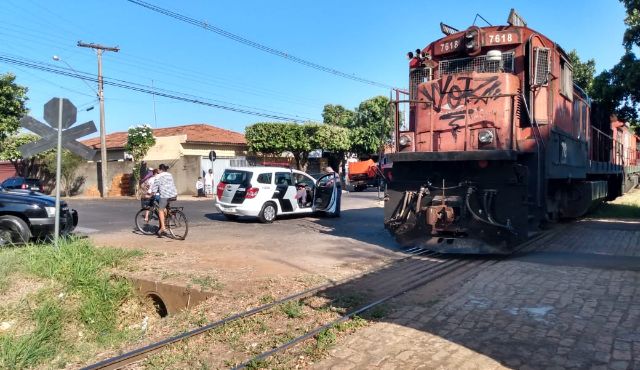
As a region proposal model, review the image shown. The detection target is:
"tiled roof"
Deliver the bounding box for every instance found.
[82,124,246,149]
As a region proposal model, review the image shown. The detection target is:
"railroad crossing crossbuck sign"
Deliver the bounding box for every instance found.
[19,98,97,159]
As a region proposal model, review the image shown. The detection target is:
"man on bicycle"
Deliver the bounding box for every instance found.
[151,163,178,237]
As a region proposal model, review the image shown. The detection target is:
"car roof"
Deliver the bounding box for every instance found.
[225,166,299,173]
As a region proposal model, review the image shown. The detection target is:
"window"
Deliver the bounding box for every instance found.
[533,48,550,86]
[561,58,573,101]
[294,173,314,188]
[409,67,432,101]
[274,172,292,186]
[256,173,272,184]
[221,170,252,185]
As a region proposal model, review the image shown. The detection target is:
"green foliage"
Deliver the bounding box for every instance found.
[280,300,304,319]
[246,122,320,170]
[125,124,156,162]
[125,124,156,186]
[622,0,640,50]
[43,150,85,196]
[311,124,351,153]
[351,96,392,156]
[568,49,596,95]
[21,237,140,337]
[323,96,391,156]
[0,133,52,178]
[322,104,355,127]
[586,1,640,131]
[0,238,142,368]
[0,298,64,369]
[245,122,308,155]
[0,133,40,160]
[0,73,28,146]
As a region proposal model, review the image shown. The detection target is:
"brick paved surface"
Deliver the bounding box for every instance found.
[314,220,640,370]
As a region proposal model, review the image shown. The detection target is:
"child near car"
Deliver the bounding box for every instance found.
[196,177,205,197]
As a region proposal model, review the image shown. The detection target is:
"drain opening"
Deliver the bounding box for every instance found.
[148,294,168,318]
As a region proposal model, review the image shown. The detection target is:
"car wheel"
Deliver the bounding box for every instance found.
[0,215,31,246]
[223,213,239,221]
[258,202,277,223]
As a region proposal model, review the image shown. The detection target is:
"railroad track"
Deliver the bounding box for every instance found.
[82,230,558,370]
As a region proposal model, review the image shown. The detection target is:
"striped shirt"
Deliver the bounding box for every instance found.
[152,172,178,199]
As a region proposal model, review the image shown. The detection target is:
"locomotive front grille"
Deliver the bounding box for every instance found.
[438,52,515,78]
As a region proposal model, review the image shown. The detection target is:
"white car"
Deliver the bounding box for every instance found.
[215,166,339,222]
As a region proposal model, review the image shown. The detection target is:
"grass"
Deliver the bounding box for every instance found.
[0,237,143,368]
[590,189,640,219]
[591,203,640,218]
[0,298,63,370]
[280,300,304,319]
[190,275,223,291]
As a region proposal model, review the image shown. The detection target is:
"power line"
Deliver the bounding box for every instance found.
[0,54,311,122]
[125,0,395,89]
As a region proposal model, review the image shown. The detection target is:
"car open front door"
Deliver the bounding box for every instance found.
[313,173,337,213]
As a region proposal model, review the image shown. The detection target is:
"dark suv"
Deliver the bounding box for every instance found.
[0,185,78,245]
[1,177,43,192]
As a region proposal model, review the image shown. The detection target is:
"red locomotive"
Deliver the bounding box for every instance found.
[384,9,640,253]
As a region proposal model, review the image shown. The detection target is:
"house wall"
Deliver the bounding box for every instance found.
[77,155,203,196]
[0,161,16,182]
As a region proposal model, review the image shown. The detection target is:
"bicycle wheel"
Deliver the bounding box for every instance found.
[135,208,160,235]
[167,209,188,240]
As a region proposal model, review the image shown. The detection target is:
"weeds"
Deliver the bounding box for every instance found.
[280,300,304,319]
[591,203,640,219]
[190,275,222,291]
[0,299,63,369]
[0,237,143,368]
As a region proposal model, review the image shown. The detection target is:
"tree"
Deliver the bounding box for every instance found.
[351,96,392,156]
[43,150,85,196]
[0,133,50,177]
[584,1,640,132]
[246,122,313,170]
[0,73,28,146]
[322,104,355,127]
[621,0,640,51]
[568,50,596,95]
[125,124,156,190]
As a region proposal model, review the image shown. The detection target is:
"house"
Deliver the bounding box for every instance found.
[80,123,248,196]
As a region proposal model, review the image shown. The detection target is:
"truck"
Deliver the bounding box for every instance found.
[346,159,381,192]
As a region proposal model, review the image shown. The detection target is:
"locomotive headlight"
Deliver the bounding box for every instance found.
[399,134,412,147]
[478,129,494,144]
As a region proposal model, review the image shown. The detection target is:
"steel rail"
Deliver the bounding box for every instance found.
[82,247,434,370]
[233,228,560,368]
[233,257,488,369]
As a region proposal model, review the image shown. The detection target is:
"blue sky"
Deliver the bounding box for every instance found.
[0,0,628,139]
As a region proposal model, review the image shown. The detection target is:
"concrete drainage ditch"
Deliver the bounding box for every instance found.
[127,277,214,317]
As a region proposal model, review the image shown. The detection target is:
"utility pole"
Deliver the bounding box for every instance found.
[77,41,119,198]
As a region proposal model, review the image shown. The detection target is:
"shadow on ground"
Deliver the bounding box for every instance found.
[299,218,640,369]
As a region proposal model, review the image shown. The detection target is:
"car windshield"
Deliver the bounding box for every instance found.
[221,170,252,185]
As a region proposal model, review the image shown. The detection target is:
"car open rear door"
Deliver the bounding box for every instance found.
[313,173,337,212]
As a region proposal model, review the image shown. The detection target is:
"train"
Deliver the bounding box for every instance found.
[383,9,640,254]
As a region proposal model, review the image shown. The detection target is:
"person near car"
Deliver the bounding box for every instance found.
[324,166,341,216]
[151,164,178,237]
[204,169,214,197]
[196,177,205,197]
[294,183,307,207]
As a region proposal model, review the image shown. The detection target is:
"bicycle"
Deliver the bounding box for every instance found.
[134,197,189,240]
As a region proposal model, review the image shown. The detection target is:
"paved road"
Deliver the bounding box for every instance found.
[67,190,397,250]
